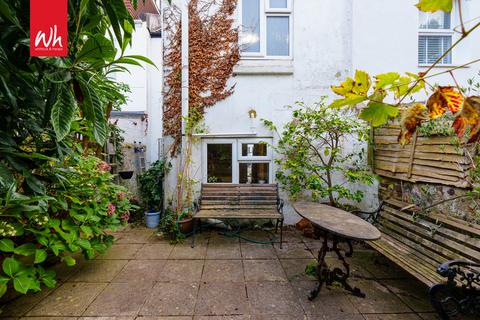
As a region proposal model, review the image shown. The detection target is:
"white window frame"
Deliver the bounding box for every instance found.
[418,8,455,67]
[202,138,273,184]
[239,0,293,60]
[237,138,272,161]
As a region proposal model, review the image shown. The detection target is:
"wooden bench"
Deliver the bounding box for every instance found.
[360,198,480,318]
[192,183,284,248]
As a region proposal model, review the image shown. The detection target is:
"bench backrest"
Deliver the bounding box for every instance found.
[200,184,279,210]
[379,199,480,266]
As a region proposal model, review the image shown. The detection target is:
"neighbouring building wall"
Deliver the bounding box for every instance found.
[111,19,163,165]
[352,0,480,95]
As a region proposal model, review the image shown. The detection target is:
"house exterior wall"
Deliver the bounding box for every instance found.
[111,20,164,165]
[134,0,480,224]
[353,0,480,93]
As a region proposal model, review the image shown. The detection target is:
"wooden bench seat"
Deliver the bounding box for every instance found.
[366,198,480,288]
[192,183,284,247]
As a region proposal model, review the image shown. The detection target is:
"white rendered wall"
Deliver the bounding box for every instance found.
[163,0,480,224]
[352,0,480,95]
[112,20,164,165]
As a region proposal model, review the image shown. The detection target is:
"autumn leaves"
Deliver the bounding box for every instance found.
[329,68,478,146]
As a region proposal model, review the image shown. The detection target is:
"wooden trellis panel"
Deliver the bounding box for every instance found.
[373,124,476,188]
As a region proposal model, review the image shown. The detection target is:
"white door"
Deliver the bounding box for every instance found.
[202,138,273,184]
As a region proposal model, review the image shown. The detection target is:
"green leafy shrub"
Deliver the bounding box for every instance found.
[0,155,136,297]
[263,99,375,207]
[138,159,170,211]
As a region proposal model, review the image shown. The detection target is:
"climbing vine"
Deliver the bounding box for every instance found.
[163,0,240,154]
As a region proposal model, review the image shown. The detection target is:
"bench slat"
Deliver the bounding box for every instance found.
[370,234,445,287]
[385,198,480,237]
[195,209,281,219]
[382,206,480,251]
[380,210,480,262]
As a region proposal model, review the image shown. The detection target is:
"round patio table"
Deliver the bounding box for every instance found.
[293,201,381,300]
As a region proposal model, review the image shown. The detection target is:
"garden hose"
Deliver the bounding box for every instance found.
[175,209,278,244]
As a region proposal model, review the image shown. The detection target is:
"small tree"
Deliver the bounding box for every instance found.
[263,99,375,207]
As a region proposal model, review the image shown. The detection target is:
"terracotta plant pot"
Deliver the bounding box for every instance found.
[178,217,194,234]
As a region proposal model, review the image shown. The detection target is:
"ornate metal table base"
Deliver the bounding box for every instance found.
[308,228,365,301]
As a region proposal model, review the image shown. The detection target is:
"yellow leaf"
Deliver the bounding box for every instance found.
[398,103,427,145]
[352,70,371,95]
[331,77,354,97]
[426,86,463,119]
[453,96,480,142]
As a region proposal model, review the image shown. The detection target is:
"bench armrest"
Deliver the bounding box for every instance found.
[277,198,285,218]
[351,201,384,223]
[192,198,200,216]
[437,260,480,289]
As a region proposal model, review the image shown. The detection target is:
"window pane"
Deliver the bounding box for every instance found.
[241,0,260,52]
[239,163,270,184]
[267,16,289,56]
[207,144,232,183]
[418,35,452,64]
[419,11,450,29]
[270,0,287,8]
[241,143,267,157]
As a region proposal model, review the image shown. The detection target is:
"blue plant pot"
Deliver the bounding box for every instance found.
[145,210,161,228]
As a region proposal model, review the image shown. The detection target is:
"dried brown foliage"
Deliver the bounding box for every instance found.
[163,0,240,154]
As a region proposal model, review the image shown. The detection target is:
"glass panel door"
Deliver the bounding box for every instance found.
[206,143,233,183]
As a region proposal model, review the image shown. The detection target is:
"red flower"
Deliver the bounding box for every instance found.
[120,211,130,222]
[98,161,111,172]
[107,203,116,216]
[117,192,126,200]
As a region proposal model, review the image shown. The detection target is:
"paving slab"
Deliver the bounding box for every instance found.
[357,251,411,280]
[20,317,78,320]
[243,260,288,282]
[139,282,199,316]
[290,280,359,316]
[347,280,412,314]
[138,317,193,320]
[201,260,244,282]
[78,317,135,319]
[279,259,317,282]
[251,315,307,320]
[238,230,273,243]
[0,286,54,317]
[135,243,174,260]
[363,314,422,320]
[70,260,128,282]
[194,282,249,316]
[382,279,434,313]
[206,242,242,260]
[83,282,154,317]
[159,260,204,282]
[113,260,166,282]
[27,282,106,317]
[97,244,143,260]
[195,316,250,319]
[307,314,365,320]
[246,282,303,316]
[115,228,155,244]
[240,243,277,260]
[274,242,313,259]
[170,243,207,260]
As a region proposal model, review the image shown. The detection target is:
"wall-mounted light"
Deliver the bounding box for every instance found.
[248,109,257,119]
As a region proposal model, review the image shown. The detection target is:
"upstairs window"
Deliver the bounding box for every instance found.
[240,0,292,58]
[418,10,453,65]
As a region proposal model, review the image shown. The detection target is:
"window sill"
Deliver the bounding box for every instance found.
[418,64,469,69]
[234,59,294,75]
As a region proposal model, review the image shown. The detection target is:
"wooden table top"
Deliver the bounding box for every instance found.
[293,201,382,241]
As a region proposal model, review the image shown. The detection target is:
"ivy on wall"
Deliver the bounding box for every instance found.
[163,0,240,155]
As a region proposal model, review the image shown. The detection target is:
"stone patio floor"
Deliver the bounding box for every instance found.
[0,226,442,320]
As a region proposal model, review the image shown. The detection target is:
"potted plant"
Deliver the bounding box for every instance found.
[138,159,170,228]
